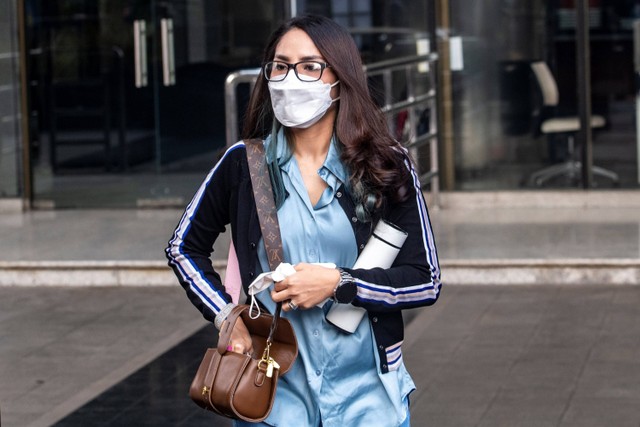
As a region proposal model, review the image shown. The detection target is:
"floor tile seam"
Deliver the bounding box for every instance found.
[54,328,213,426]
[448,288,506,358]
[77,389,151,427]
[499,288,615,424]
[0,260,169,268]
[0,260,228,268]
[403,286,458,349]
[2,259,640,266]
[475,286,561,426]
[441,259,640,267]
[431,216,640,225]
[4,310,120,372]
[404,287,503,404]
[402,290,459,402]
[24,317,208,427]
[105,372,202,425]
[556,292,614,425]
[2,319,152,408]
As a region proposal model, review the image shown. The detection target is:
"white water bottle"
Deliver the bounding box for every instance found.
[326,219,408,333]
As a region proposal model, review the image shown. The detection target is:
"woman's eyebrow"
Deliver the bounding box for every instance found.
[300,55,324,61]
[273,54,324,62]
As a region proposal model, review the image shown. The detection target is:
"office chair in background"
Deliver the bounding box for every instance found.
[527,61,619,187]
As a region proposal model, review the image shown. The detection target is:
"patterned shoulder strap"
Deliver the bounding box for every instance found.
[244,139,284,272]
[244,138,285,328]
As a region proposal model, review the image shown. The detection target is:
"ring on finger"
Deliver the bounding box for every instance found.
[288,300,298,311]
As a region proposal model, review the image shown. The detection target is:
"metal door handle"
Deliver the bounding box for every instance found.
[133,20,148,88]
[161,18,176,86]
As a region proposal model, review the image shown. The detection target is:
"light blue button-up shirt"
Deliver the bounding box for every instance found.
[251,131,414,427]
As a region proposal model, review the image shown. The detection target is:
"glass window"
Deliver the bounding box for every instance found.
[301,0,438,191]
[444,0,639,190]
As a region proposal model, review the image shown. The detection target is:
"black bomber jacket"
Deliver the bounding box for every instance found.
[166,140,442,373]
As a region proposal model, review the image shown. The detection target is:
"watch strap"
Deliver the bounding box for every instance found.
[334,268,356,303]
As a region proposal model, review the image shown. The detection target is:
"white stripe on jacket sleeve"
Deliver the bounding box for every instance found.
[385,341,404,371]
[354,150,441,307]
[166,141,245,316]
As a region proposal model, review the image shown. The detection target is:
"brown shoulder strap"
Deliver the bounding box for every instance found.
[245,139,284,271]
[245,139,284,330]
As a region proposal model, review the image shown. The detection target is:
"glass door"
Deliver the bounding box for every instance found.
[25,0,286,208]
[149,0,286,206]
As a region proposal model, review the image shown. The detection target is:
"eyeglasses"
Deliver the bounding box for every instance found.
[264,61,331,82]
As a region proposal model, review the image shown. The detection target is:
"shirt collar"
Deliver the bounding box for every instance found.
[321,136,348,186]
[267,130,349,187]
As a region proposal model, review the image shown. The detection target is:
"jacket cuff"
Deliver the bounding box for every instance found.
[214,302,237,330]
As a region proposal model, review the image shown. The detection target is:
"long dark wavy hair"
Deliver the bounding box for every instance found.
[242,14,411,220]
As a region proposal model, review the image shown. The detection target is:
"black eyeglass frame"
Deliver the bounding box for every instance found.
[263,61,332,82]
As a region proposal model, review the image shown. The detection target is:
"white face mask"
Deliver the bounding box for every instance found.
[268,73,340,128]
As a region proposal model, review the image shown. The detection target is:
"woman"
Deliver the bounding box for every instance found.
[166,14,441,427]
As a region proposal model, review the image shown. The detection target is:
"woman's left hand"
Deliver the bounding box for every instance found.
[271,263,340,311]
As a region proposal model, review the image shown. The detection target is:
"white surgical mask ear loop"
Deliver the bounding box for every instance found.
[249,293,261,319]
[330,80,340,102]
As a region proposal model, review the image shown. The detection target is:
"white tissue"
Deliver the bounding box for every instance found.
[247,262,336,317]
[248,262,297,296]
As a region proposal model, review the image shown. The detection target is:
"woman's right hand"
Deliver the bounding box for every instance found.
[224,317,254,356]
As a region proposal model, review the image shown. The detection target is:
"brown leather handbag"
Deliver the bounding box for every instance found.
[189,304,297,421]
[188,139,298,422]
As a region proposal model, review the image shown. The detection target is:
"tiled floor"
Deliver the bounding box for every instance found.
[0,286,207,427]
[42,285,640,427]
[52,325,233,427]
[1,202,639,426]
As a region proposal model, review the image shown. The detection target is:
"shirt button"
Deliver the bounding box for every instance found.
[378,345,384,351]
[249,272,255,278]
[336,191,342,198]
[372,317,378,323]
[351,216,357,223]
[250,242,256,249]
[316,370,321,376]
[313,330,319,337]
[309,249,316,257]
[359,243,365,250]
[383,364,388,370]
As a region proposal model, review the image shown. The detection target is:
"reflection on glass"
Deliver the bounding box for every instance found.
[447,0,639,190]
[25,0,285,208]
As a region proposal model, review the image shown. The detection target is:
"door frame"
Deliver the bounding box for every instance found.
[18,0,32,208]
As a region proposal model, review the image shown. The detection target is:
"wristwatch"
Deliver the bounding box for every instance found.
[333,268,357,304]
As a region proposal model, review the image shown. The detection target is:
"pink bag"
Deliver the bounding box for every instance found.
[224,241,242,303]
